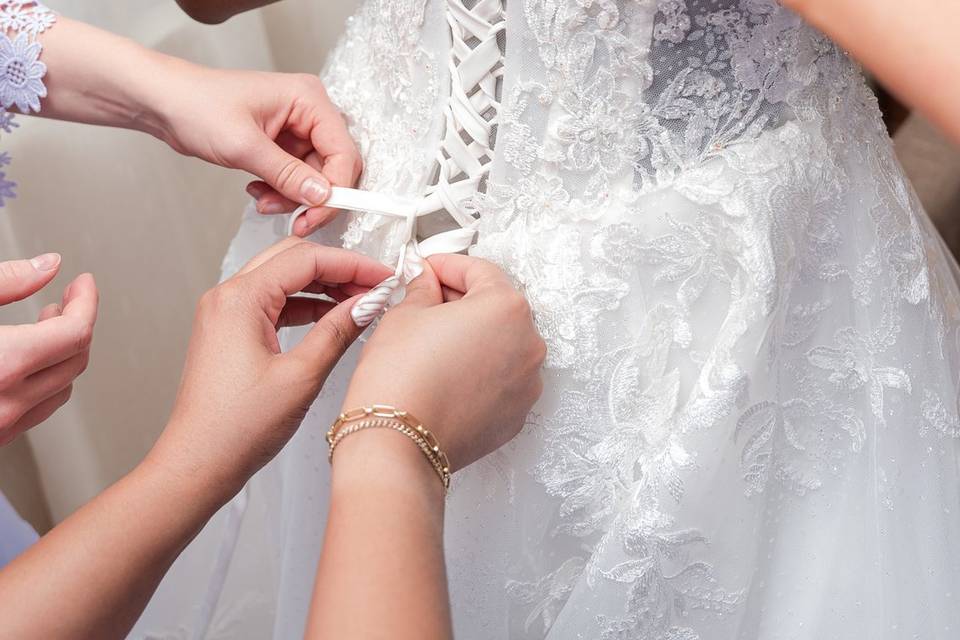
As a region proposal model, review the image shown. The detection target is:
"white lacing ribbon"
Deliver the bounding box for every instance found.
[289,0,505,327]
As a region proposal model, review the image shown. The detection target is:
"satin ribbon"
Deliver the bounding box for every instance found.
[288,186,478,326]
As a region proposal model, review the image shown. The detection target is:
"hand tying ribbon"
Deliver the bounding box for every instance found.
[288,186,478,327]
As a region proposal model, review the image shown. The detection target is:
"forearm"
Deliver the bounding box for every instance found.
[31,16,196,140]
[175,0,282,24]
[306,429,452,640]
[783,0,960,144]
[0,428,233,639]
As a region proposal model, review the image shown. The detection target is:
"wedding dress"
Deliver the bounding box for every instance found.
[135,0,960,638]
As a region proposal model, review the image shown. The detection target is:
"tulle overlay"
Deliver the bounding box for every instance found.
[135,1,960,638]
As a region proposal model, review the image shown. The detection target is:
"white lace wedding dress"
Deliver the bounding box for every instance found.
[134,1,960,638]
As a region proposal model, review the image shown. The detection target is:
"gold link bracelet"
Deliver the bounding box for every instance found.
[327,405,451,491]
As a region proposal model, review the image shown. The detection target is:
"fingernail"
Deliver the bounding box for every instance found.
[30,253,61,271]
[351,275,400,327]
[301,177,330,206]
[245,183,265,199]
[257,200,288,215]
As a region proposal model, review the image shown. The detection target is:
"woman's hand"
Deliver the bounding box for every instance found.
[157,65,362,235]
[0,238,391,640]
[308,255,544,640]
[147,238,391,500]
[342,254,546,472]
[0,254,98,446]
[35,18,361,236]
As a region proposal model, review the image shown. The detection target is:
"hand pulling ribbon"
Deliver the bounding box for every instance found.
[288,186,478,327]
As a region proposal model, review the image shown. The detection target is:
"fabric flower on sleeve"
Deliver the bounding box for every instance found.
[0,1,55,35]
[0,2,55,207]
[0,31,47,112]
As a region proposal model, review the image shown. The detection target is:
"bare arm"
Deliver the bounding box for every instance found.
[0,455,237,639]
[308,431,452,639]
[306,255,546,639]
[0,240,394,639]
[175,0,282,24]
[783,0,960,145]
[31,15,361,233]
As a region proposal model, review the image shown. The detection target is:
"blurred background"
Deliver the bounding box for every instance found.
[1,0,959,534]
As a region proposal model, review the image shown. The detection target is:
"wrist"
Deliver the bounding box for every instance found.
[123,50,203,144]
[330,428,446,518]
[142,420,249,515]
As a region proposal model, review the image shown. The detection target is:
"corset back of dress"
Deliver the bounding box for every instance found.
[141,2,960,639]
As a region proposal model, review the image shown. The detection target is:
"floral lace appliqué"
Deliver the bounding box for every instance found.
[0,1,55,206]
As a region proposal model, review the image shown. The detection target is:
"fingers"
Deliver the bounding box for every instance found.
[304,91,362,190]
[246,182,299,215]
[237,132,332,212]
[276,297,337,329]
[441,286,464,302]
[37,302,62,322]
[247,242,393,299]
[60,273,99,336]
[287,294,365,378]
[5,274,98,378]
[237,236,306,275]
[246,148,325,216]
[426,254,510,296]
[231,242,392,329]
[20,350,88,407]
[0,253,61,305]
[0,386,72,447]
[396,256,443,309]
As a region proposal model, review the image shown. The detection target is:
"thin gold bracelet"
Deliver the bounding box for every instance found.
[327,405,451,491]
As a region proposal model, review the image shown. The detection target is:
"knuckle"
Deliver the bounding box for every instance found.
[502,290,531,317]
[0,401,23,430]
[222,133,259,166]
[319,320,352,353]
[73,320,95,352]
[76,351,91,376]
[0,260,22,283]
[202,281,242,313]
[533,337,548,366]
[296,73,325,92]
[274,157,304,192]
[0,360,23,390]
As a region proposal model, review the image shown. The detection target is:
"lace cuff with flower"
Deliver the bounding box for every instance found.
[0,1,56,205]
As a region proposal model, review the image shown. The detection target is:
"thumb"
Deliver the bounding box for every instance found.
[397,253,443,309]
[0,253,61,306]
[242,135,331,208]
[287,294,365,379]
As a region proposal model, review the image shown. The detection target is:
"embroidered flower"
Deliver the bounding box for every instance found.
[0,2,55,35]
[514,173,572,232]
[0,31,47,112]
[555,69,641,176]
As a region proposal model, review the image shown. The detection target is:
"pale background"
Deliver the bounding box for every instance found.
[0,0,358,531]
[2,0,960,535]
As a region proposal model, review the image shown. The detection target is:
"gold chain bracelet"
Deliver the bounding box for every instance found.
[327,405,451,491]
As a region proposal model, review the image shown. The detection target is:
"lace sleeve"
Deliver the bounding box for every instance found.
[0,1,55,205]
[0,1,55,113]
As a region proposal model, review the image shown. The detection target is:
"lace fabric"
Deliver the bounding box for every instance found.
[137,2,960,638]
[0,1,55,206]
